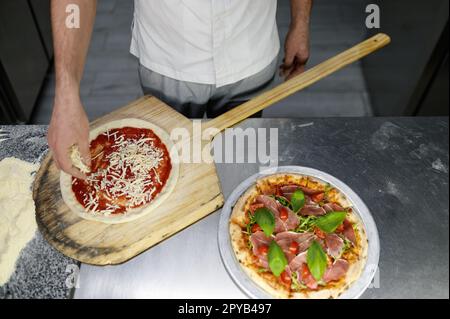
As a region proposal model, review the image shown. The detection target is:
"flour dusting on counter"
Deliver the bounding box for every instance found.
[0,157,39,285]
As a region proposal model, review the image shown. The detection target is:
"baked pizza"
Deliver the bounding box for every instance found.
[229,173,368,299]
[60,119,179,224]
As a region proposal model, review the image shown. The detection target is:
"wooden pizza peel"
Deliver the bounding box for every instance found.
[33,33,390,265]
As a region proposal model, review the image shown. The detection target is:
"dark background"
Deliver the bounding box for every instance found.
[0,0,448,124]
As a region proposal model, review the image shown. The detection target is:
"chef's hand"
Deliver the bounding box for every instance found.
[47,92,90,179]
[280,24,310,81]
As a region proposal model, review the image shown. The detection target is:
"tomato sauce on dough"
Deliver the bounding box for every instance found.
[72,127,172,215]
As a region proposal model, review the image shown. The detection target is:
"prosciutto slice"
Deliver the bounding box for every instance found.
[325,233,344,259]
[275,231,316,258]
[323,202,345,213]
[255,195,299,232]
[249,231,272,269]
[279,185,297,200]
[290,255,348,287]
[281,184,323,197]
[299,205,326,216]
[342,219,356,245]
[323,259,349,283]
[288,251,307,272]
[287,252,318,290]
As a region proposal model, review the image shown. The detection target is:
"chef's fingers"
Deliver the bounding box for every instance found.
[58,151,87,180]
[63,164,87,180]
[284,50,295,71]
[78,138,92,167]
[286,64,306,81]
[280,64,294,79]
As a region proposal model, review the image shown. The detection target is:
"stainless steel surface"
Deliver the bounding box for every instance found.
[74,118,449,299]
[74,210,246,298]
[218,166,379,299]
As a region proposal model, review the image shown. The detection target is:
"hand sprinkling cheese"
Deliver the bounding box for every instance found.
[73,131,165,216]
[70,144,91,174]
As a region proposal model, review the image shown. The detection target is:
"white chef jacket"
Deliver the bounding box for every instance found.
[130,0,280,87]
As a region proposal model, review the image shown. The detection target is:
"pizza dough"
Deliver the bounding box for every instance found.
[229,173,368,299]
[0,157,39,285]
[60,119,179,224]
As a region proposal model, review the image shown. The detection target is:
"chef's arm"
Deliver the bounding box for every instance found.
[281,0,313,80]
[47,0,97,179]
[51,0,96,96]
[290,0,312,30]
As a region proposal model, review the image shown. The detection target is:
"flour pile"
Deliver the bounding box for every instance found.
[0,157,39,285]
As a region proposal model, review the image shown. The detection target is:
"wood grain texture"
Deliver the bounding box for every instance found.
[33,96,224,265]
[204,33,391,133]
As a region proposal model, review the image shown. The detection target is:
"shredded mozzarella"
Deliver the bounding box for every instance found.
[78,131,165,216]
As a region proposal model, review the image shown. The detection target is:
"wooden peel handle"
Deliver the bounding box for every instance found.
[204,33,391,134]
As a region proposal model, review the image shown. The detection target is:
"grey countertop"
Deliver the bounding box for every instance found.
[1,118,448,299]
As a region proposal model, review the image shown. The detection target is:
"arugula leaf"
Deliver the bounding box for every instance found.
[342,237,352,252]
[291,189,305,212]
[257,268,268,273]
[268,241,288,277]
[254,208,275,237]
[273,195,293,210]
[314,211,347,233]
[290,271,307,291]
[307,241,328,281]
[245,211,255,234]
[296,215,318,233]
[324,183,332,201]
[247,210,256,224]
[246,211,256,249]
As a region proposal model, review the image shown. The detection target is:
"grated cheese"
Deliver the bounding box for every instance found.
[77,131,165,216]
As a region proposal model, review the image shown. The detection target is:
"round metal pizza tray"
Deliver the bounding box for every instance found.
[218,166,379,299]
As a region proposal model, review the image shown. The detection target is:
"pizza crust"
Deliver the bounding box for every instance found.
[229,173,368,299]
[60,118,179,224]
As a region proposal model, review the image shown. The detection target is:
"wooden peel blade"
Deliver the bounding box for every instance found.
[203,33,391,135]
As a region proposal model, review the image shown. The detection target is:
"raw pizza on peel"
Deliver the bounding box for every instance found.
[60,118,179,224]
[230,173,368,299]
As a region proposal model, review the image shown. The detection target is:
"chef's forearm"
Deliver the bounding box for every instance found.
[51,0,97,97]
[289,0,312,30]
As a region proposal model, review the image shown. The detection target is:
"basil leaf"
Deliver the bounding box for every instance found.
[291,189,305,212]
[268,241,288,277]
[314,211,347,233]
[254,208,275,237]
[307,241,327,281]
